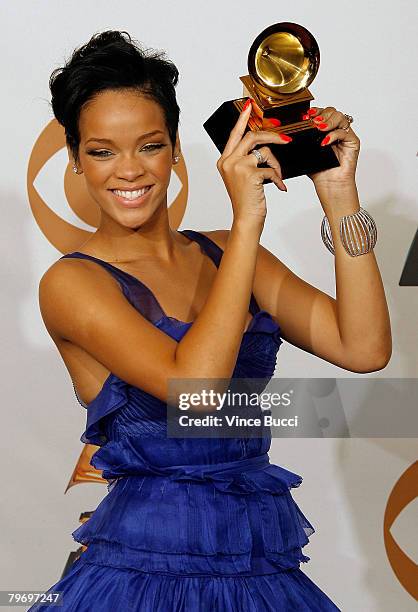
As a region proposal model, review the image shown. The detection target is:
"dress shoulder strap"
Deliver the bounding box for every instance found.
[59,252,165,323]
[179,229,223,268]
[179,230,261,315]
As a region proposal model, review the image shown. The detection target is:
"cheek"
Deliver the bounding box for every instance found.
[151,156,174,182]
[154,150,173,170]
[82,159,111,184]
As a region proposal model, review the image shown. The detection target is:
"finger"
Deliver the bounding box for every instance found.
[302,106,324,121]
[254,167,285,191]
[234,129,292,157]
[319,128,358,147]
[247,146,286,190]
[222,99,253,158]
[311,107,342,131]
[312,109,357,143]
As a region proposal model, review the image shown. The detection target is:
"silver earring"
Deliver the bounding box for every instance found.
[173,155,180,164]
[72,165,79,174]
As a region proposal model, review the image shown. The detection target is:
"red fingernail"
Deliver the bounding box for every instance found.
[320,135,330,146]
[302,114,309,120]
[308,108,317,116]
[280,134,292,142]
[242,99,251,111]
[313,116,323,122]
[268,118,281,126]
[318,123,328,129]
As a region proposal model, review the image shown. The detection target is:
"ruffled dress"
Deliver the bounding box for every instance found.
[28,230,341,611]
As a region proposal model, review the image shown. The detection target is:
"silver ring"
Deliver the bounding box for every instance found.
[251,149,264,164]
[342,113,354,132]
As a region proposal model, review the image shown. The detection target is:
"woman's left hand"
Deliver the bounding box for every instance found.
[306,106,360,188]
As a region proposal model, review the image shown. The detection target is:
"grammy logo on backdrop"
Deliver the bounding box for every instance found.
[204,22,340,180]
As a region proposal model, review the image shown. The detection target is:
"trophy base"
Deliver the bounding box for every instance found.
[263,126,340,180]
[203,98,340,180]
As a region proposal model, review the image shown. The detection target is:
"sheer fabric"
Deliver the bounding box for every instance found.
[28,230,340,611]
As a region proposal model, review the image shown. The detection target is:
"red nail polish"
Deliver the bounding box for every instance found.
[268,118,281,127]
[308,108,317,116]
[242,99,251,111]
[313,116,323,122]
[280,134,292,142]
[318,123,328,129]
[321,135,330,146]
[302,114,309,120]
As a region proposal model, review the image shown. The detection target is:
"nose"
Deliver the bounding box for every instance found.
[115,153,146,181]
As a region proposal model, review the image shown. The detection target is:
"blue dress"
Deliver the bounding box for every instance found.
[28,230,341,611]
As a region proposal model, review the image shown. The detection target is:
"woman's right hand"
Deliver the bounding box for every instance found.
[216,99,292,223]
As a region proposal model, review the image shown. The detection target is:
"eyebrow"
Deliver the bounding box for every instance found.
[85,130,165,145]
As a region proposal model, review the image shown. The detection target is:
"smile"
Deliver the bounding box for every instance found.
[110,186,153,207]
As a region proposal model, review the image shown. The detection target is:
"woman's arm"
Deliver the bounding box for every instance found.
[171,103,291,393]
[314,181,391,370]
[209,205,391,375]
[207,104,392,374]
[174,218,263,380]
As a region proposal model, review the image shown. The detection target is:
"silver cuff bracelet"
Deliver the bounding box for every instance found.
[321,207,377,257]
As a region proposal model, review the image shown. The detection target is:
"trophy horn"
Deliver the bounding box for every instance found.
[248,22,320,96]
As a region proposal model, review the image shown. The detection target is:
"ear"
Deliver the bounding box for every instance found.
[67,145,82,174]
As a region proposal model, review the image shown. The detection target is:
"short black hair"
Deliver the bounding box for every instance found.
[49,30,180,163]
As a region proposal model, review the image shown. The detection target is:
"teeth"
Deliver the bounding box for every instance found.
[113,187,150,199]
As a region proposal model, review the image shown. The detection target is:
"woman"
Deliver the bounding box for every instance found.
[29,30,391,611]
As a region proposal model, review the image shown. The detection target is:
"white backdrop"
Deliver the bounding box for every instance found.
[1,1,417,610]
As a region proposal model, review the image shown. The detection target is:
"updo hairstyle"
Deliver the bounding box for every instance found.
[49,30,181,163]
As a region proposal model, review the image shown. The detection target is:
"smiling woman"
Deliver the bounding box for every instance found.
[26,29,361,612]
[72,88,179,218]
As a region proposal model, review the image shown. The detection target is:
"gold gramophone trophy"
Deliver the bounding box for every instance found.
[203,22,340,180]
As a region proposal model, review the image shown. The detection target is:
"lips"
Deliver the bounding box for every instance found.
[111,186,152,199]
[110,185,154,208]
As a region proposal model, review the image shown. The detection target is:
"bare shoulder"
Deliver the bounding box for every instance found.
[40,254,120,288]
[38,256,121,339]
[38,254,180,402]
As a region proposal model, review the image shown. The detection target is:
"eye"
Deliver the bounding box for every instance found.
[86,143,167,157]
[87,150,112,157]
[141,143,166,152]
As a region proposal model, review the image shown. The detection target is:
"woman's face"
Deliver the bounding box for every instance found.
[74,88,179,227]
